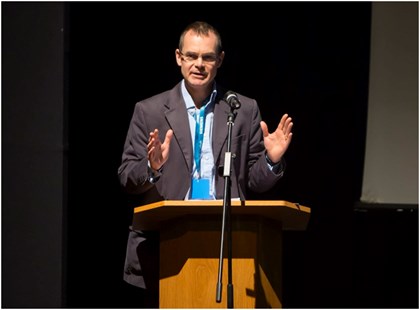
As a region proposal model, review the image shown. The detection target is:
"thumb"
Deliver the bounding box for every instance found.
[164,129,173,145]
[260,121,269,138]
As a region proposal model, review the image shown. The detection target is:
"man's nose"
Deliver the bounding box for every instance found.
[194,56,204,67]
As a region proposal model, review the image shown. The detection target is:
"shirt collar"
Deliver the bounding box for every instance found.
[181,79,218,113]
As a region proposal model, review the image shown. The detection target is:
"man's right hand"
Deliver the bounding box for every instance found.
[147,129,173,171]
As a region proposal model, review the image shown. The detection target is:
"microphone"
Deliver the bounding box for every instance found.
[223,91,241,109]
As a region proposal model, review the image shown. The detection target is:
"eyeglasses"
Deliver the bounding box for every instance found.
[179,51,219,64]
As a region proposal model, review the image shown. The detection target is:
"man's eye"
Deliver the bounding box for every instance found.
[203,56,217,62]
[185,54,198,60]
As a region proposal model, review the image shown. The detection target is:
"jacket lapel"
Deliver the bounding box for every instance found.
[212,91,230,163]
[164,84,193,172]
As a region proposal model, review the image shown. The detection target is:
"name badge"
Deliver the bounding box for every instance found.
[191,178,211,200]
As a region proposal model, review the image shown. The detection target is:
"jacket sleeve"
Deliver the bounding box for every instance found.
[118,102,155,194]
[246,100,285,193]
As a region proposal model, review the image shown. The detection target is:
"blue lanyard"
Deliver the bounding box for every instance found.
[194,103,209,177]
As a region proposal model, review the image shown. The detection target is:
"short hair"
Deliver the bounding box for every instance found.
[178,21,223,54]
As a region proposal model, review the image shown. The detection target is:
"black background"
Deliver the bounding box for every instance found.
[3,2,418,308]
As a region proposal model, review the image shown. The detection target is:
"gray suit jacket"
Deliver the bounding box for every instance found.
[118,81,285,288]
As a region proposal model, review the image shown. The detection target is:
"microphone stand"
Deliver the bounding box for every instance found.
[216,107,237,308]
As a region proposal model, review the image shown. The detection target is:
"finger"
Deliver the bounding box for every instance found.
[164,129,174,145]
[277,114,288,131]
[147,137,154,148]
[149,129,159,141]
[285,132,293,145]
[281,115,293,136]
[147,146,155,157]
[260,121,269,137]
[284,117,292,130]
[162,130,173,153]
[288,120,294,130]
[148,136,161,147]
[285,121,293,135]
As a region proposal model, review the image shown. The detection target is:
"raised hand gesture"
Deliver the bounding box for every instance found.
[260,114,293,164]
[147,129,173,171]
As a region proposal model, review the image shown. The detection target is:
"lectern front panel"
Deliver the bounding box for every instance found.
[158,215,282,308]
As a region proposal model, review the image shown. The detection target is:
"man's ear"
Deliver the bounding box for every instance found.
[217,51,225,68]
[175,49,182,66]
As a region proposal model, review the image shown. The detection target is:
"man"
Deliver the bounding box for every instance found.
[118,21,293,306]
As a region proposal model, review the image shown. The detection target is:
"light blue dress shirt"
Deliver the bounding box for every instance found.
[181,79,217,199]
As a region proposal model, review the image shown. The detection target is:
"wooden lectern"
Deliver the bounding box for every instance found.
[132,200,310,308]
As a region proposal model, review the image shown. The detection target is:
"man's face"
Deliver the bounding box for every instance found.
[175,30,224,92]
